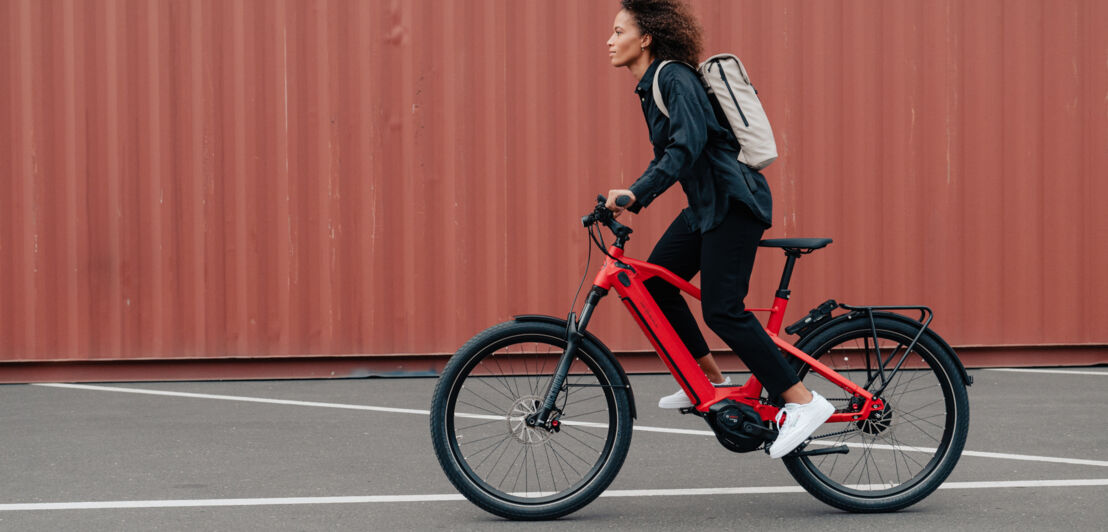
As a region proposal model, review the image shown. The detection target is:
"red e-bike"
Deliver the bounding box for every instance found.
[430,196,971,520]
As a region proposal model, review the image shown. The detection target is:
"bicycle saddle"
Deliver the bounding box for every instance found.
[759,238,832,250]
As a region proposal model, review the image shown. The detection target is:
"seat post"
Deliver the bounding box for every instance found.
[776,250,801,299]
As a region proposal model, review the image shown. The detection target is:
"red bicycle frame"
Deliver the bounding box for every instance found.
[592,244,884,423]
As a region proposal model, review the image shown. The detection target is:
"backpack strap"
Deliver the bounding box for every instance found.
[651,60,676,118]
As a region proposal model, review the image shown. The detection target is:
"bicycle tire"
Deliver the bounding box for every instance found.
[430,321,633,520]
[784,315,969,512]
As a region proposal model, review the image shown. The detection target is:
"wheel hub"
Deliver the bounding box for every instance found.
[858,402,893,435]
[507,395,552,444]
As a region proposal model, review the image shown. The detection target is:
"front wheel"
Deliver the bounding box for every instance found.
[430,321,633,520]
[784,315,970,512]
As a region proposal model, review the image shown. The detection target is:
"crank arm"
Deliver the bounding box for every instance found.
[789,445,850,457]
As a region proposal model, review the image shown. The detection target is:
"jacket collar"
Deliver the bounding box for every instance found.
[635,59,663,95]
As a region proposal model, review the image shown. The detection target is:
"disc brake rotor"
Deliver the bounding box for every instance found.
[507,395,551,445]
[858,402,894,435]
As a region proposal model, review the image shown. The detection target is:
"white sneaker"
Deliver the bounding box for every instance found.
[768,391,835,458]
[657,376,732,409]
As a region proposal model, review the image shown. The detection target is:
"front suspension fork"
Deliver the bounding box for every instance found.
[533,287,607,427]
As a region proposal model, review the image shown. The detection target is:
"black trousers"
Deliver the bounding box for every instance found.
[643,203,800,399]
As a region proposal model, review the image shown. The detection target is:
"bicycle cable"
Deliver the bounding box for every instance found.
[571,205,623,316]
[568,224,594,316]
[589,220,618,262]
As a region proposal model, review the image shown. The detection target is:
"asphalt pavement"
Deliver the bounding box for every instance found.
[0,367,1105,531]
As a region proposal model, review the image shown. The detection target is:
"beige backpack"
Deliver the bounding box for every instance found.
[652,54,778,170]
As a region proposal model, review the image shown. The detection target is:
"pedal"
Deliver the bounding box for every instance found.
[789,445,849,457]
[678,406,700,416]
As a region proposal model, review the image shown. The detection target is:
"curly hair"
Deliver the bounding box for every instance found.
[620,0,704,66]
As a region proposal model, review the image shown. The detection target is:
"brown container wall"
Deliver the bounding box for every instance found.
[2,1,1106,368]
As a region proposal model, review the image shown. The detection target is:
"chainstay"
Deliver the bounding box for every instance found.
[793,398,862,440]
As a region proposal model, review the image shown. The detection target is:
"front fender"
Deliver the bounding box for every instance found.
[513,314,638,419]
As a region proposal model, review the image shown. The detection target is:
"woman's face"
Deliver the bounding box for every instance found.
[607,9,649,68]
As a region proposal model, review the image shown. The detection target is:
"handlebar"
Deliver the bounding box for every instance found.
[581,195,633,247]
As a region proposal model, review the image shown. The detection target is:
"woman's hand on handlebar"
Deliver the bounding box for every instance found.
[604,189,636,217]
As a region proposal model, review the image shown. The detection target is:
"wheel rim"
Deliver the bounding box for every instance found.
[444,333,620,505]
[795,329,956,498]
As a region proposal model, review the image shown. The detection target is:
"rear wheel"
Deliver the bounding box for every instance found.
[430,321,633,520]
[784,315,969,512]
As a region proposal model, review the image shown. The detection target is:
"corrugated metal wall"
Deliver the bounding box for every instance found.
[2,0,1106,365]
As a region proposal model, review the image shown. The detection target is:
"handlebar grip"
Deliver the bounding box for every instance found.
[615,195,632,207]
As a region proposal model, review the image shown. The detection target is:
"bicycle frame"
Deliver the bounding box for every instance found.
[572,244,885,424]
[436,200,970,519]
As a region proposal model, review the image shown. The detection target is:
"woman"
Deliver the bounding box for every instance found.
[604,0,833,459]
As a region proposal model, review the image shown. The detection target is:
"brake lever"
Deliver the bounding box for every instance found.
[583,195,615,227]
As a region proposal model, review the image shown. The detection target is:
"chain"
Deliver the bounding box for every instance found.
[810,427,860,440]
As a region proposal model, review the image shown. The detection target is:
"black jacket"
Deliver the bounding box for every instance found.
[627,59,773,232]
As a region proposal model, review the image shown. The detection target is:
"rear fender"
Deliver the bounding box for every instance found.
[793,310,972,387]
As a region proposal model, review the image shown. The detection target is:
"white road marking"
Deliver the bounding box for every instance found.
[33,383,1108,468]
[0,494,466,511]
[2,479,1106,511]
[603,478,1108,496]
[956,450,1108,467]
[984,368,1108,376]
[803,440,1108,468]
[32,383,432,416]
[934,479,1108,489]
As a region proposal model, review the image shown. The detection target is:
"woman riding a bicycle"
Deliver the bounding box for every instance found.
[605,0,832,458]
[430,0,970,520]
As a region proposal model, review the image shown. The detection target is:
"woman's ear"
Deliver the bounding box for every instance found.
[640,34,652,51]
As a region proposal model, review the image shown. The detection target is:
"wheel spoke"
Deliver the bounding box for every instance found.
[897,396,946,415]
[455,399,503,416]
[485,437,517,481]
[455,418,502,431]
[503,445,527,491]
[549,436,596,466]
[459,430,514,447]
[564,393,605,406]
[557,427,605,455]
[462,388,511,415]
[488,355,521,400]
[893,416,944,444]
[896,409,946,430]
[887,430,928,469]
[471,434,512,472]
[542,443,559,492]
[548,440,582,478]
[566,407,609,418]
[473,376,519,404]
[562,425,608,440]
